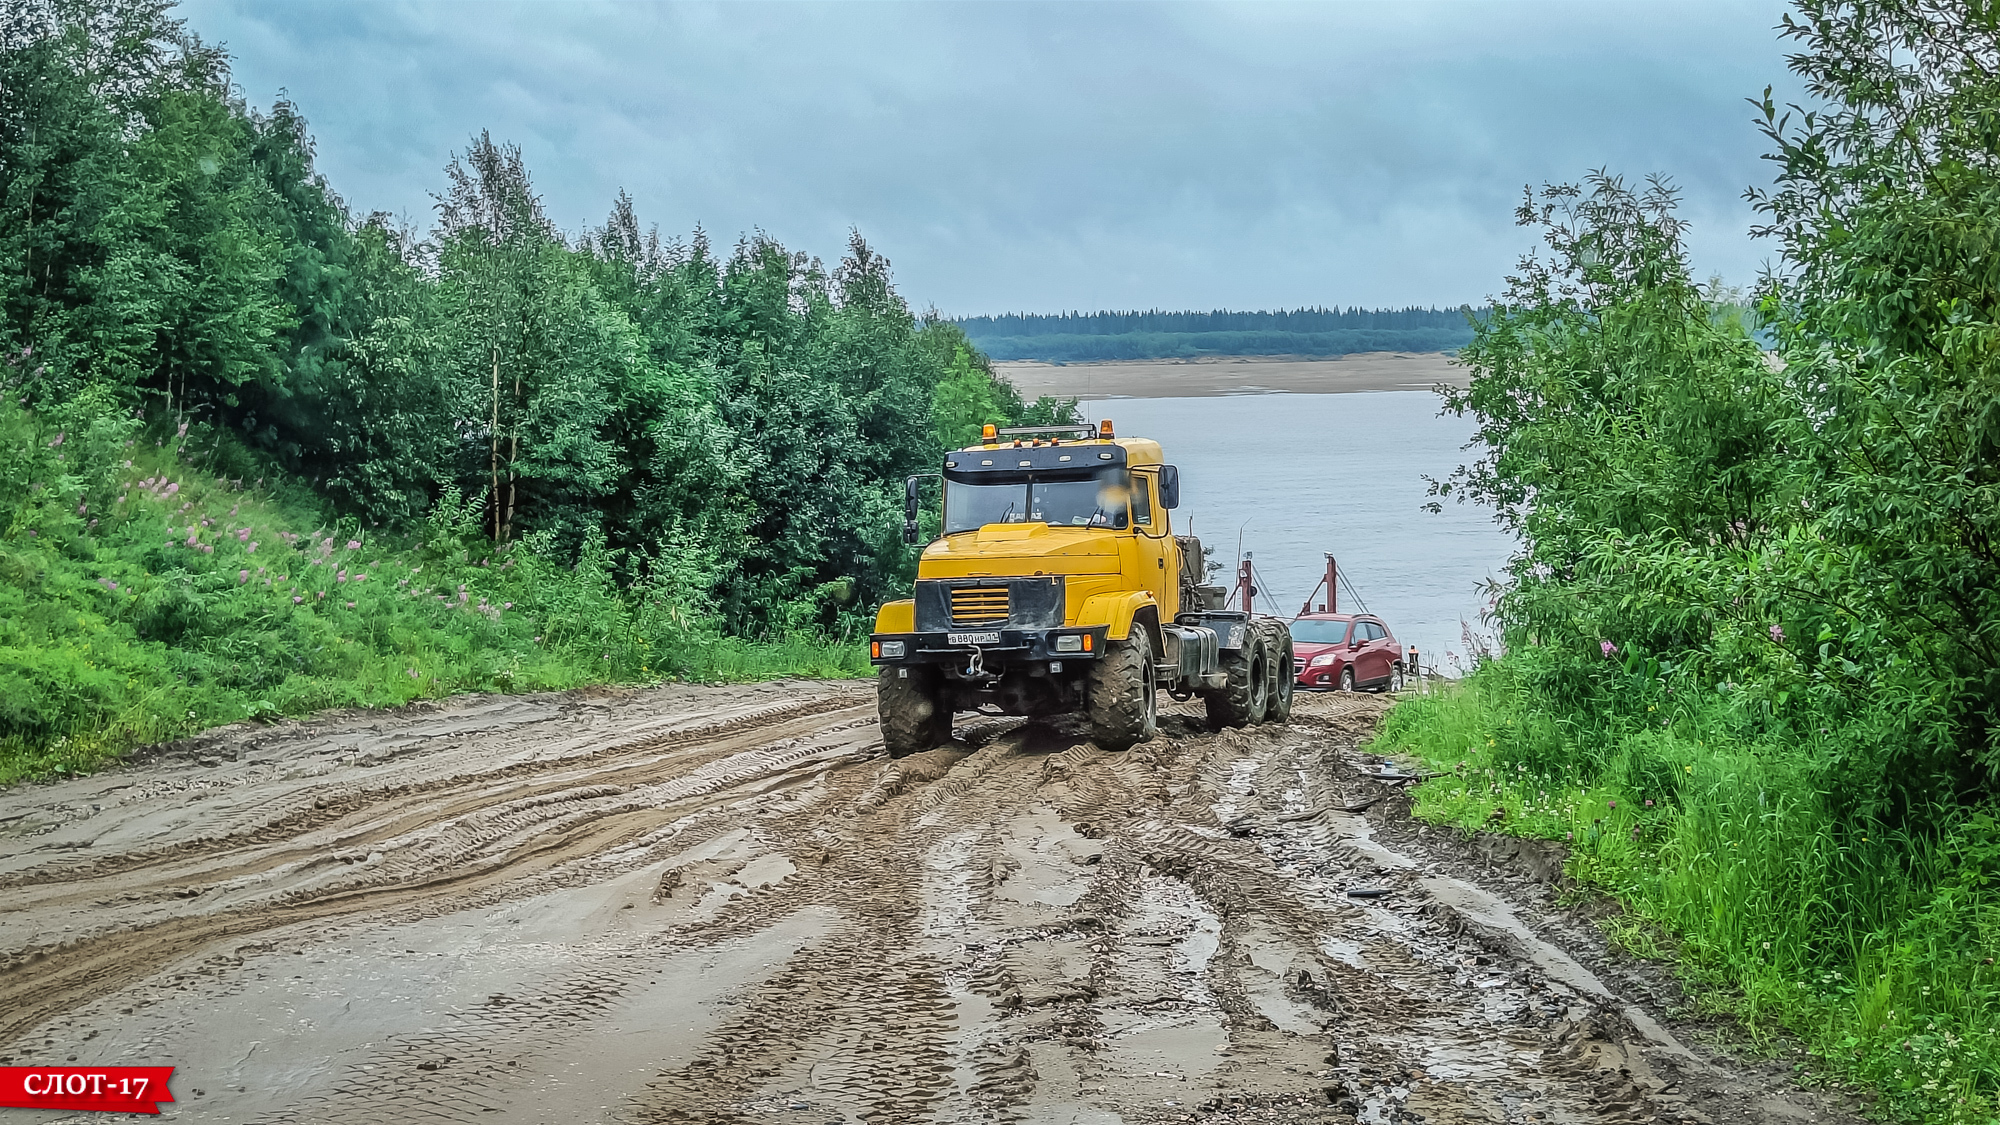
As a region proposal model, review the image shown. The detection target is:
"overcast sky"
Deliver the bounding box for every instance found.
[179,1,1803,316]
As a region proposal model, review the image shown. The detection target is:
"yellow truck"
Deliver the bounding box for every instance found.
[869,420,1293,756]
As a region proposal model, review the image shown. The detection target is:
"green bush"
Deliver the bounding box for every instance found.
[0,388,869,784]
[1380,676,2000,1124]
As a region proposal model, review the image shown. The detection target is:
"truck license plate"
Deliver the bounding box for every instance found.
[948,631,1001,646]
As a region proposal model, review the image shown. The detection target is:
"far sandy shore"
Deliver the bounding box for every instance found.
[995,351,1467,400]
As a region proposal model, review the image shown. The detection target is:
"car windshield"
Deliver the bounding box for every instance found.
[943,470,1131,534]
[1289,618,1353,644]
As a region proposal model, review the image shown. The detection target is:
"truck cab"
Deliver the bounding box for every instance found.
[869,421,1292,755]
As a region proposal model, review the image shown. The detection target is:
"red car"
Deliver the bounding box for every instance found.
[1291,613,1406,692]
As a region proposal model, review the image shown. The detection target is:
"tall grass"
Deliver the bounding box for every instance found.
[1375,670,2000,1124]
[0,397,868,784]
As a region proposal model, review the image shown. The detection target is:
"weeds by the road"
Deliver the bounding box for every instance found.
[1376,673,2000,1125]
[0,397,868,785]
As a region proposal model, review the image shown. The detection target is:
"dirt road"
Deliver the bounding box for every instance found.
[1,683,1856,1124]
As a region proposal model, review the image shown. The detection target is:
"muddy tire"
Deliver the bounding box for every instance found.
[1205,627,1270,728]
[878,665,951,758]
[1088,628,1157,751]
[1266,629,1294,723]
[1338,666,1355,693]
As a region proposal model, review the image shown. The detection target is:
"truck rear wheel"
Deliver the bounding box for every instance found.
[1266,628,1294,723]
[878,665,951,758]
[1205,627,1270,728]
[1087,628,1157,752]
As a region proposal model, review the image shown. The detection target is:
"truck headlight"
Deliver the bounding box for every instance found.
[1054,634,1084,653]
[1310,653,1337,667]
[879,640,906,658]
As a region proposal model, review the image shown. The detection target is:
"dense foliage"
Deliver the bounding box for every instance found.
[956,306,1475,362]
[1384,4,2000,1120]
[0,0,1072,773]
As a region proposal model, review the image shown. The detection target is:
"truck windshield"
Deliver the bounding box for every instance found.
[943,471,1132,534]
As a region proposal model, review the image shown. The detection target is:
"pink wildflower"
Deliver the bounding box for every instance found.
[237,528,250,541]
[408,668,419,678]
[345,601,355,608]
[1608,800,1617,810]
[246,541,258,553]
[48,432,63,447]
[346,540,361,550]
[1600,640,1617,657]
[176,421,188,438]
[239,570,249,584]
[1769,623,1785,642]
[292,595,303,604]
[77,503,86,515]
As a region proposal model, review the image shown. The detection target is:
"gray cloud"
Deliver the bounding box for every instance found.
[182,0,1802,313]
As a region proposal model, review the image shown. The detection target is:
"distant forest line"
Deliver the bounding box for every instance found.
[955,307,1480,363]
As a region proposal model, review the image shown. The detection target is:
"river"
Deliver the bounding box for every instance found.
[1088,391,1514,675]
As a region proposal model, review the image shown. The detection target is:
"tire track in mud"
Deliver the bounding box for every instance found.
[0,690,881,1050]
[0,693,866,896]
[6,687,1861,1125]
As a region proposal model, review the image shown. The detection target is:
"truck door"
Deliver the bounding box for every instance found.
[1130,470,1177,619]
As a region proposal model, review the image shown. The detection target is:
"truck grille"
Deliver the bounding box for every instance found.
[948,585,1011,625]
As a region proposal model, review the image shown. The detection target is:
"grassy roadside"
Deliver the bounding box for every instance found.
[0,399,869,786]
[1371,672,2000,1125]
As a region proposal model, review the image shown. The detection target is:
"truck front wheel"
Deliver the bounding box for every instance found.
[1087,629,1157,752]
[878,665,951,758]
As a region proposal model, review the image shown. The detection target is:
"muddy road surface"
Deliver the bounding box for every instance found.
[2,683,1856,1124]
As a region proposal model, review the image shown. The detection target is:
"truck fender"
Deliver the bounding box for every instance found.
[1075,591,1160,649]
[873,599,915,634]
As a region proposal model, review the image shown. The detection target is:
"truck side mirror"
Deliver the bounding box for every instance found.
[1158,464,1180,509]
[903,476,922,545]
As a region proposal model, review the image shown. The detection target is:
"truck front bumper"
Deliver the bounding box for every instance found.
[869,626,1108,666]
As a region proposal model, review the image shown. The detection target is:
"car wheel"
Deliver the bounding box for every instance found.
[1338,666,1355,693]
[1389,663,1406,693]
